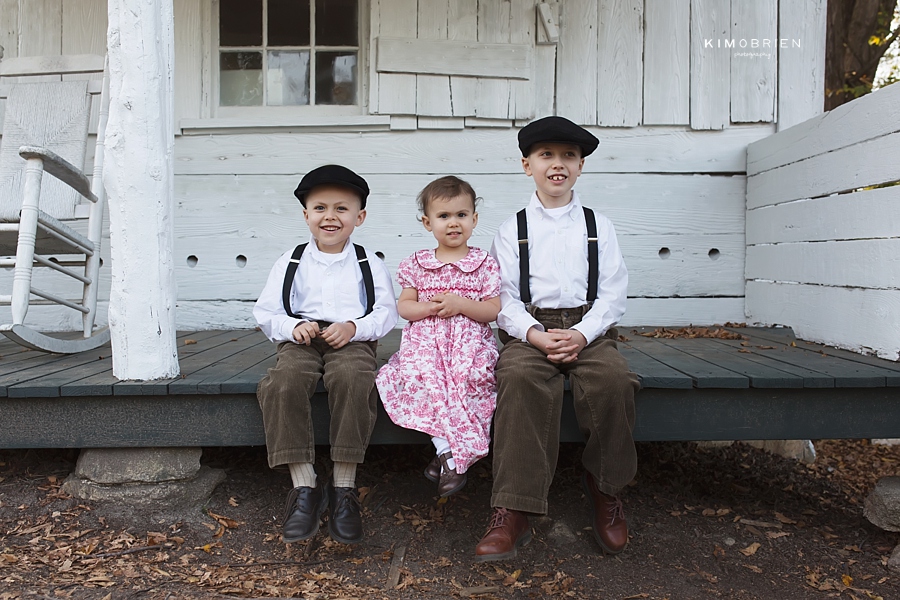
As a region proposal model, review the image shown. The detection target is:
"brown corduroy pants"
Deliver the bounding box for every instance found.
[490,306,640,514]
[256,338,379,468]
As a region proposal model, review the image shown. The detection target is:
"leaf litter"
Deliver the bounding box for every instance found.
[1,440,900,598]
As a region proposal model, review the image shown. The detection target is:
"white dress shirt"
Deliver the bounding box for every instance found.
[490,191,628,344]
[253,238,399,344]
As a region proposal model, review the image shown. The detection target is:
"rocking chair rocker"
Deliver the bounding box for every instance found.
[0,54,110,353]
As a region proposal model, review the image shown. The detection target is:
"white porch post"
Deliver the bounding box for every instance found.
[104,0,179,379]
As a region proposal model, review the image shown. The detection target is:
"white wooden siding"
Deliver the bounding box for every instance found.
[597,0,642,127]
[475,0,511,119]
[172,126,771,175]
[174,0,203,129]
[747,83,900,176]
[746,186,900,245]
[2,0,818,132]
[373,0,417,115]
[377,38,531,80]
[730,0,775,123]
[746,132,900,209]
[745,81,900,360]
[776,0,826,131]
[690,0,730,130]
[447,0,478,117]
[643,0,689,125]
[746,283,900,361]
[555,0,597,125]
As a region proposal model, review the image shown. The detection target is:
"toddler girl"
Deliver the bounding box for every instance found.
[377,176,501,497]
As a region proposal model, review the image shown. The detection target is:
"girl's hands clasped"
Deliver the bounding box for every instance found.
[431,292,467,318]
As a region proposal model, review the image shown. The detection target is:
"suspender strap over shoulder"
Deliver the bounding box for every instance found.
[516,206,599,304]
[516,209,531,304]
[282,243,309,319]
[583,207,598,302]
[281,243,375,319]
[354,243,376,316]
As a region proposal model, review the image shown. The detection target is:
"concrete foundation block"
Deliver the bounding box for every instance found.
[864,477,900,532]
[744,440,817,464]
[889,545,900,572]
[72,447,202,484]
[62,448,225,513]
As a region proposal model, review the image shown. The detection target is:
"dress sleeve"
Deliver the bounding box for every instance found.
[396,254,417,289]
[482,254,501,300]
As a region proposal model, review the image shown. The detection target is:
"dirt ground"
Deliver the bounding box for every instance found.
[2,439,900,600]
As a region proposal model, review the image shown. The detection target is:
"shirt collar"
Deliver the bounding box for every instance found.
[307,237,353,264]
[528,190,583,221]
[414,247,488,273]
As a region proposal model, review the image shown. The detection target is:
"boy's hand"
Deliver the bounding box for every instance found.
[527,328,587,363]
[431,293,466,318]
[546,328,587,362]
[293,321,320,345]
[321,321,357,349]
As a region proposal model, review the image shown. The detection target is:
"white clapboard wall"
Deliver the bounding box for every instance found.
[746,82,900,361]
[0,0,831,333]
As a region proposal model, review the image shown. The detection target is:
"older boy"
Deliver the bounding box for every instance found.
[254,164,398,545]
[478,117,640,561]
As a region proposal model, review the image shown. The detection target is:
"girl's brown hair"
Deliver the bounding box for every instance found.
[416,176,479,217]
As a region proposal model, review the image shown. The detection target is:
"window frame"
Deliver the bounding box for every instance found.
[209,0,367,118]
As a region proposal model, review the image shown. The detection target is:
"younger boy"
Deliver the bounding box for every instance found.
[254,164,398,545]
[478,117,640,560]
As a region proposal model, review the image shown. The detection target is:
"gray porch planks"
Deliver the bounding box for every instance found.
[1,326,899,448]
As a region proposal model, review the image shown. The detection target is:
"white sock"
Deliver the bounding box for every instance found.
[332,462,358,488]
[288,462,316,488]
[432,437,456,471]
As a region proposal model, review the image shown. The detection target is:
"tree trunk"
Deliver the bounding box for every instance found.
[826,0,898,110]
[104,0,180,379]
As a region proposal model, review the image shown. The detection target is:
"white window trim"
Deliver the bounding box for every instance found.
[204,0,369,121]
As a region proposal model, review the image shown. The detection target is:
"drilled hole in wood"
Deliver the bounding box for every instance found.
[187,255,198,268]
[658,247,670,259]
[236,255,247,268]
[708,248,720,260]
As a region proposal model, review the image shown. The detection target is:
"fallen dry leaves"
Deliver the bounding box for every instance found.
[634,325,747,340]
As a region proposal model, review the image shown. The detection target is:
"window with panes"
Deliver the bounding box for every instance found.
[218,0,359,108]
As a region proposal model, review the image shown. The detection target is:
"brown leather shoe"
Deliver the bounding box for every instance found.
[437,452,467,497]
[424,454,440,483]
[582,471,628,554]
[474,508,532,562]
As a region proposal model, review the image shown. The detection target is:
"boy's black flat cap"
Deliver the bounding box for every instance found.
[294,165,370,208]
[518,116,599,157]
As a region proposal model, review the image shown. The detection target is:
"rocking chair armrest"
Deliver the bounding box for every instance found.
[18,146,98,203]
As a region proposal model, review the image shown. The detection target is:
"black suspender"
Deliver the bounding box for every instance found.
[516,206,599,304]
[355,244,376,316]
[584,208,599,301]
[281,243,375,319]
[516,210,532,304]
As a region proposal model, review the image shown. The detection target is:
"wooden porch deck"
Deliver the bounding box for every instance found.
[1,327,899,449]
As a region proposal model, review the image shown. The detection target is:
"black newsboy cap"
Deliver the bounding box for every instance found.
[517,116,599,157]
[293,165,370,208]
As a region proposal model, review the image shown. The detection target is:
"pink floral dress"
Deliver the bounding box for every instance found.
[377,247,500,473]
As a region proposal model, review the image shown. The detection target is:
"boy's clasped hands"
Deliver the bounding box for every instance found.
[292,320,357,349]
[526,327,588,364]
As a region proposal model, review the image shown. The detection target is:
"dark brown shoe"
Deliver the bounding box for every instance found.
[474,508,532,562]
[437,452,467,497]
[282,483,327,543]
[582,471,628,554]
[327,484,363,545]
[424,454,440,483]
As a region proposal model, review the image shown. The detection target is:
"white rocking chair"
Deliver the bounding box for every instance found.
[0,54,110,353]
